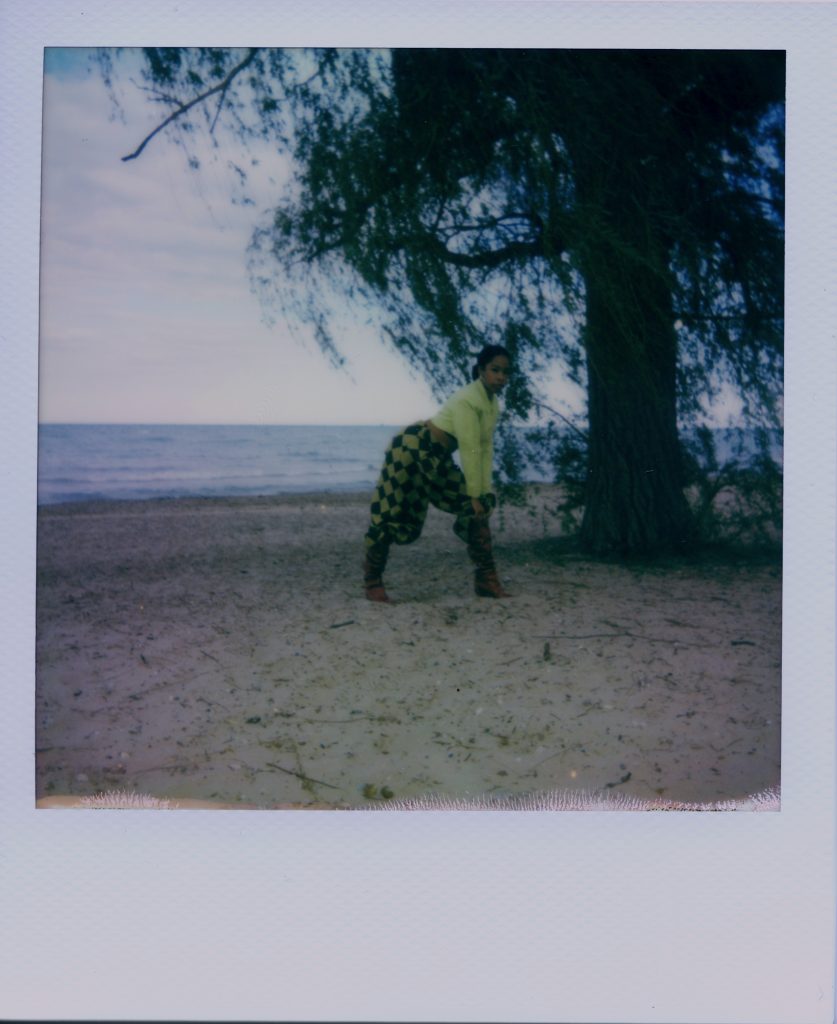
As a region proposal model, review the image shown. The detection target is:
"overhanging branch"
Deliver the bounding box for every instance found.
[407,231,547,269]
[532,400,588,440]
[121,48,261,162]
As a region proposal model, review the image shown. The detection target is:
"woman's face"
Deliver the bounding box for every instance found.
[479,355,511,396]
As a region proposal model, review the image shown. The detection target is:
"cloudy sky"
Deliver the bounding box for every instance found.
[39,46,764,432]
[39,47,580,426]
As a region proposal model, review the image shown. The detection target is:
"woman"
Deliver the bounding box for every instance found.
[363,345,512,602]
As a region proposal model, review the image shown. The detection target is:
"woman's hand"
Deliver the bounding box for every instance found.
[471,497,486,518]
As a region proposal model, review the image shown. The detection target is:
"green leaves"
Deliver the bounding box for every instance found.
[109,47,784,553]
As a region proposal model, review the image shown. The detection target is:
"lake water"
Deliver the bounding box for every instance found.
[37,422,781,506]
[37,424,402,505]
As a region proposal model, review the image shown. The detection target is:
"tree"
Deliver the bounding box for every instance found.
[100,47,784,555]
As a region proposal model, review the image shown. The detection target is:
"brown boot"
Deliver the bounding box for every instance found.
[467,519,511,598]
[363,542,391,602]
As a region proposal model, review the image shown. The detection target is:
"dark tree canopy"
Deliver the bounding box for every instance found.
[100,46,784,555]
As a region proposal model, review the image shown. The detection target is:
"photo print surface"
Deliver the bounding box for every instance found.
[36,46,783,811]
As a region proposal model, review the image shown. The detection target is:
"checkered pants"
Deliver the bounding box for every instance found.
[365,423,495,549]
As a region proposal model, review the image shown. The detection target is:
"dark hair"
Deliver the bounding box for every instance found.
[471,344,511,381]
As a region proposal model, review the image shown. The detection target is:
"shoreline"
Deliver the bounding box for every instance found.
[36,487,781,809]
[36,487,376,513]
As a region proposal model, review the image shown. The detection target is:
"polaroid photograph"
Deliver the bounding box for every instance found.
[2,2,835,1022]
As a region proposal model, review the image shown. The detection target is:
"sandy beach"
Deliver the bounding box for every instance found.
[35,488,781,809]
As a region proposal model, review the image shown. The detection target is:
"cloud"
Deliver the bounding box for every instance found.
[39,54,436,425]
[39,49,581,427]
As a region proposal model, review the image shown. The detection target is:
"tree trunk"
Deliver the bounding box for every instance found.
[579,253,694,556]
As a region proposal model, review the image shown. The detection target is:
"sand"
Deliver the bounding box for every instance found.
[35,488,781,809]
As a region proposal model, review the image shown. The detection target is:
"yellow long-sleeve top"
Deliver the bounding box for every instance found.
[430,380,500,498]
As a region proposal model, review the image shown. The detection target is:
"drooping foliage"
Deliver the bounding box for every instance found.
[99,46,784,554]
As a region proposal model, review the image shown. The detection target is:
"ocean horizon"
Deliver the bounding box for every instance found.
[37,422,781,506]
[37,423,407,506]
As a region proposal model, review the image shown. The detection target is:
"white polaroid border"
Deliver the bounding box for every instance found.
[2,2,834,1022]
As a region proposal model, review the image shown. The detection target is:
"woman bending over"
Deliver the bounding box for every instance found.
[363,345,512,602]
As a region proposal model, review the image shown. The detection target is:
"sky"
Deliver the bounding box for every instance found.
[39,48,425,425]
[38,47,580,426]
[37,47,763,431]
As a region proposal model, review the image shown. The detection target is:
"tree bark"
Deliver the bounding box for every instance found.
[579,248,694,556]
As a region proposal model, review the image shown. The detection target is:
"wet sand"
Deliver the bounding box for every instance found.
[35,488,781,809]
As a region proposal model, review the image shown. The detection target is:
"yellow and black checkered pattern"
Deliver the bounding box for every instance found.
[365,423,492,548]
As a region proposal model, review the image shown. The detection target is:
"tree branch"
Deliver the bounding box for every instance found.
[122,48,260,162]
[409,231,546,269]
[531,399,588,439]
